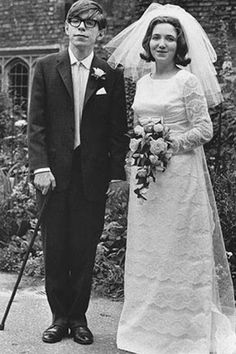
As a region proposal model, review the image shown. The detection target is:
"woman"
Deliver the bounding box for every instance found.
[105,4,236,354]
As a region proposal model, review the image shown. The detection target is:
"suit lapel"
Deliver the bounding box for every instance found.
[56,52,106,107]
[83,55,106,108]
[56,50,73,99]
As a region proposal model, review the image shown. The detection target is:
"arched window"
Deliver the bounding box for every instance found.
[7,59,29,112]
[0,65,2,92]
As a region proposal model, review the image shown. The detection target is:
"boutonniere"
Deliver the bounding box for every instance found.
[91,67,106,81]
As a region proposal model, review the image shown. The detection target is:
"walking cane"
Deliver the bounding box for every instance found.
[0,190,51,330]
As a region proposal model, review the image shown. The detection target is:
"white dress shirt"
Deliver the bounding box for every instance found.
[69,48,94,148]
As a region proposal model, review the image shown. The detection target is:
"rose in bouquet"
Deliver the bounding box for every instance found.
[129,120,173,200]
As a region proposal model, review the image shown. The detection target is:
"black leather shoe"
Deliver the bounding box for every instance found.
[42,324,68,343]
[71,326,94,345]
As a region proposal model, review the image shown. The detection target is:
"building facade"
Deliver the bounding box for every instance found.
[0,0,235,111]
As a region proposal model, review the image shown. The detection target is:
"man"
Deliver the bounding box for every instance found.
[28,0,128,345]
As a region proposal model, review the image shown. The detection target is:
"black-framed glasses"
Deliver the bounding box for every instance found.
[68,18,98,29]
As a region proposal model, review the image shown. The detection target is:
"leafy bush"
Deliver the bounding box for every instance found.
[93,189,128,298]
[205,19,236,249]
[0,232,44,276]
[0,175,36,240]
[0,175,39,274]
[0,97,39,276]
[203,18,236,294]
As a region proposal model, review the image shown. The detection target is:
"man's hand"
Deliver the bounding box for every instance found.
[106,180,129,198]
[34,171,56,195]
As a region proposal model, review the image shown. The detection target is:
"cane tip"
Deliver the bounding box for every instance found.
[0,323,4,330]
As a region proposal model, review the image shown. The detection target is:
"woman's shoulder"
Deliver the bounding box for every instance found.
[176,69,197,81]
[176,70,202,93]
[136,73,150,85]
[177,69,200,85]
[177,70,205,99]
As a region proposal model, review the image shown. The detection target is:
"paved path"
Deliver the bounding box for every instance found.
[0,273,126,354]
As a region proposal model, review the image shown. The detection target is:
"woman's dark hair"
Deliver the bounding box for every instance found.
[140,16,191,67]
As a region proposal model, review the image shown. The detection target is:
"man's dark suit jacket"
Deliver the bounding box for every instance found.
[28,50,128,201]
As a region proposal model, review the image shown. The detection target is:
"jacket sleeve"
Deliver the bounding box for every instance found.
[28,59,49,172]
[109,67,129,180]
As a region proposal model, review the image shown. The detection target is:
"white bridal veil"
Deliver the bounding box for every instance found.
[105,2,223,108]
[105,3,236,351]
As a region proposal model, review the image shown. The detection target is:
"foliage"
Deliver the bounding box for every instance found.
[0,174,36,241]
[0,233,43,276]
[93,189,128,298]
[0,175,39,273]
[0,175,43,276]
[0,94,28,182]
[205,19,236,250]
[0,96,40,276]
[124,78,136,129]
[203,18,236,292]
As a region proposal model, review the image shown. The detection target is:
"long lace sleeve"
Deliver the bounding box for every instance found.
[170,74,213,153]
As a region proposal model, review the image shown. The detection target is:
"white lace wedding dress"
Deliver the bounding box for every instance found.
[117,70,236,354]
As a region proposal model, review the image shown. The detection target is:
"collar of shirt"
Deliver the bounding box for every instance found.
[68,48,94,70]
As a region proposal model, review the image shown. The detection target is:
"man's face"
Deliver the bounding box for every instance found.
[65,10,104,52]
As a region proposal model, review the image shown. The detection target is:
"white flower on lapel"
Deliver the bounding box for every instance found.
[92,67,106,81]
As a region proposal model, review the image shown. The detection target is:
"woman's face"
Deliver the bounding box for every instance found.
[149,23,177,65]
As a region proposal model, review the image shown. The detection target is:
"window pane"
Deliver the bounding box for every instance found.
[8,61,28,112]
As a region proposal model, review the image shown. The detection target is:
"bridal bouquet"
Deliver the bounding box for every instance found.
[129,120,173,200]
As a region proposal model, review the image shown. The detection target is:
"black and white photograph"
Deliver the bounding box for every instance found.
[0,1,235,353]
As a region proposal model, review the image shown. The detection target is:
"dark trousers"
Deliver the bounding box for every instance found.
[38,147,106,327]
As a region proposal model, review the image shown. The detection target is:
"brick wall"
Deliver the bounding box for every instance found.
[0,0,65,48]
[0,0,235,49]
[0,0,235,59]
[131,0,236,35]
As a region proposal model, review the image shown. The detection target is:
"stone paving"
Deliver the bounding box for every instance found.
[0,273,126,354]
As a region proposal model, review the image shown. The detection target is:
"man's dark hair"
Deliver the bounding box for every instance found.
[140,16,191,67]
[66,0,107,30]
